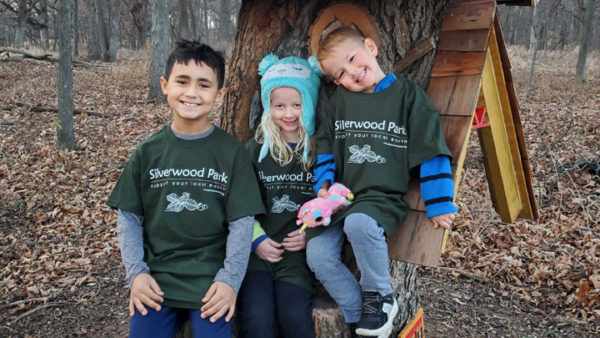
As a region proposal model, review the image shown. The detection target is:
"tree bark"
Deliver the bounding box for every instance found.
[222,0,446,335]
[40,0,49,50]
[576,0,597,83]
[73,0,79,56]
[85,0,102,59]
[147,0,169,103]
[58,0,75,150]
[15,0,27,48]
[106,0,121,61]
[177,0,192,40]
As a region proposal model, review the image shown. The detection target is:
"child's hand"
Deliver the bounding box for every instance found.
[129,273,164,317]
[256,238,284,262]
[430,212,456,230]
[201,281,236,323]
[282,229,306,251]
[317,187,329,198]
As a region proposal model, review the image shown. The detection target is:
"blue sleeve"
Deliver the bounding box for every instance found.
[420,156,459,218]
[117,209,150,286]
[312,153,335,194]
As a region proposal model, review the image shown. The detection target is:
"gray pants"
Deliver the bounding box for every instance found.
[306,213,392,323]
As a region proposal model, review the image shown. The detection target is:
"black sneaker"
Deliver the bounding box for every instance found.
[355,292,399,337]
[347,322,360,338]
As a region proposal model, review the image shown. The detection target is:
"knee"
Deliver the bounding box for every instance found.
[343,213,375,239]
[278,303,312,327]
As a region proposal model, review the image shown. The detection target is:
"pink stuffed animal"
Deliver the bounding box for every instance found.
[297,183,354,233]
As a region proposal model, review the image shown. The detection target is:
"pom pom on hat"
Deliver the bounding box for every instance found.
[257,54,322,164]
[258,54,279,76]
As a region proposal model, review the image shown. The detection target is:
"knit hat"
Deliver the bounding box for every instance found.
[258,54,322,163]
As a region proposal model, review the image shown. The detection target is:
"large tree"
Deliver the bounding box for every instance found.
[58,0,74,150]
[222,0,446,335]
[147,0,169,102]
[576,0,597,82]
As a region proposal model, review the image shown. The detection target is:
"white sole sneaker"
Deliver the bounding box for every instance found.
[355,298,399,337]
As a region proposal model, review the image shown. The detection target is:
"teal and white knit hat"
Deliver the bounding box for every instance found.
[258,54,322,163]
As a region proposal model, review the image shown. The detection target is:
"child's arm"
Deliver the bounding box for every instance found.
[420,156,459,229]
[201,215,253,322]
[117,210,163,316]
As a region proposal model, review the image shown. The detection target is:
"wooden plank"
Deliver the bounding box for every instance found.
[479,49,522,222]
[442,1,495,32]
[493,12,537,219]
[447,75,482,116]
[487,25,533,221]
[438,29,491,52]
[427,76,457,115]
[387,210,444,267]
[393,38,434,74]
[431,51,486,77]
[441,115,473,162]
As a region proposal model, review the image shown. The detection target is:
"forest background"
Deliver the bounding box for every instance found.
[0,0,599,336]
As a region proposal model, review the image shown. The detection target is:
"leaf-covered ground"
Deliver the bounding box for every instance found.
[0,46,598,337]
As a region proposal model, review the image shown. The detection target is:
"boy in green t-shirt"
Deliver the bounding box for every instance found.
[307,27,458,337]
[107,40,265,338]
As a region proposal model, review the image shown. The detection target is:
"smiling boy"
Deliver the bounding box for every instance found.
[307,27,458,337]
[107,40,265,338]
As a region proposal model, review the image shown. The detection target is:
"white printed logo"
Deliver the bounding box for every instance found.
[271,194,301,213]
[348,145,386,164]
[165,192,208,212]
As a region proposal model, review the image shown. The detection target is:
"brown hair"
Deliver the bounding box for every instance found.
[316,26,365,63]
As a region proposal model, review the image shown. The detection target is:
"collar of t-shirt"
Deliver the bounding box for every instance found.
[374,73,397,93]
[171,125,215,140]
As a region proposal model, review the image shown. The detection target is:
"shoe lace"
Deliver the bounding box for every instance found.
[362,293,381,315]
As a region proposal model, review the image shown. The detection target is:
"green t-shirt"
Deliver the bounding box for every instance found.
[310,78,452,239]
[107,126,265,309]
[245,140,314,292]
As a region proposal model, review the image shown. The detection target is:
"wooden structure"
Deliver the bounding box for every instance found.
[309,0,538,268]
[398,308,425,338]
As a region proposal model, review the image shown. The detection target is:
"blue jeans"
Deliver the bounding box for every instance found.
[129,305,230,338]
[306,213,392,323]
[237,271,315,338]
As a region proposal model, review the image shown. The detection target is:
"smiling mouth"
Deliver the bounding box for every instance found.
[356,68,366,82]
[181,101,201,107]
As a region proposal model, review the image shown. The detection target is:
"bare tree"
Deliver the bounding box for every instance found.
[85,0,102,59]
[73,0,79,56]
[40,0,49,49]
[576,0,597,82]
[106,0,120,61]
[58,0,75,150]
[14,0,26,47]
[147,0,169,102]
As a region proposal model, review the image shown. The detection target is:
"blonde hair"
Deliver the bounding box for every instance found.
[255,107,315,172]
[316,26,365,64]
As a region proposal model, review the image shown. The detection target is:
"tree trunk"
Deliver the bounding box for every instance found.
[222,0,445,335]
[147,0,169,102]
[576,0,597,83]
[15,0,27,48]
[528,5,539,91]
[177,0,192,40]
[58,0,75,150]
[85,0,102,59]
[73,0,79,56]
[128,0,147,49]
[106,0,121,61]
[40,0,49,50]
[94,0,110,61]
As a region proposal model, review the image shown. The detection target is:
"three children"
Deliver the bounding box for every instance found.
[110,23,457,338]
[237,55,321,338]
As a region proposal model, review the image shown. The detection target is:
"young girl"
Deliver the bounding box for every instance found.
[237,55,321,338]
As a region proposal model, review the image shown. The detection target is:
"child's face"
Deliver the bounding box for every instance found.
[160,61,226,132]
[320,38,385,93]
[270,87,302,143]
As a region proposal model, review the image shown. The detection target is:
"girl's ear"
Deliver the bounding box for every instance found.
[364,38,379,57]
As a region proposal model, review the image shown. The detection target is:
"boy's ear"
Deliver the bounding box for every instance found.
[216,87,227,102]
[364,38,379,57]
[160,76,168,95]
